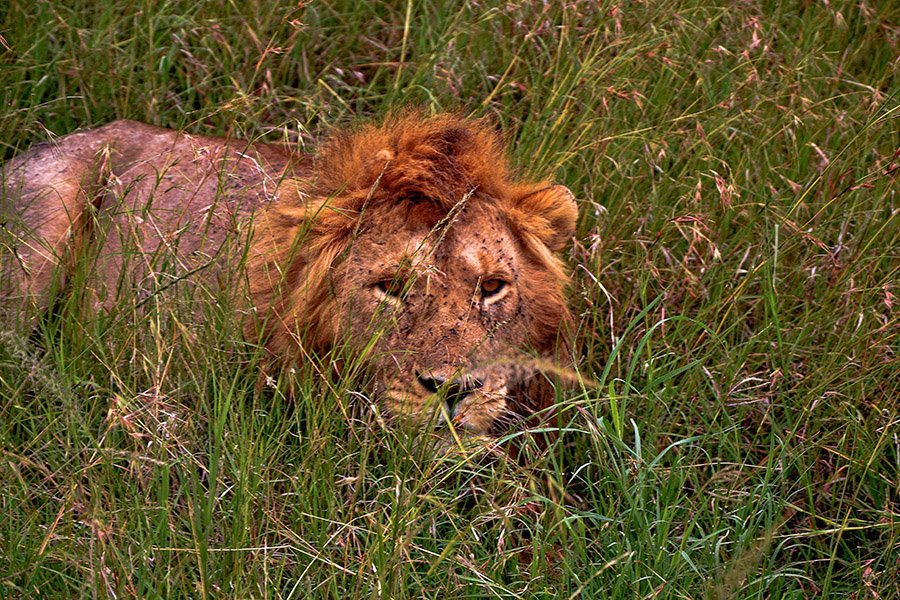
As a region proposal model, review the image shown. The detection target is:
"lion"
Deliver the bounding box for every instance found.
[1,113,578,436]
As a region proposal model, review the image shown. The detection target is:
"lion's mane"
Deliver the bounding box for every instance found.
[247,112,575,361]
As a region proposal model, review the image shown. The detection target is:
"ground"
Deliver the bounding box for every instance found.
[0,1,897,598]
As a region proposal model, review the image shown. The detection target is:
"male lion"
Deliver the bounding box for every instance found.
[1,113,577,436]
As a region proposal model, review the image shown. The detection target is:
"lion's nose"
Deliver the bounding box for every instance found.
[416,371,448,394]
[416,371,483,412]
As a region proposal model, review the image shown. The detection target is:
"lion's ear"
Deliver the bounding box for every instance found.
[512,184,578,252]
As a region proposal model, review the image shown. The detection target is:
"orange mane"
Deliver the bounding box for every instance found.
[312,111,516,211]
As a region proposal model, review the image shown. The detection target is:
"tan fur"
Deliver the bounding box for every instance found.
[1,113,578,435]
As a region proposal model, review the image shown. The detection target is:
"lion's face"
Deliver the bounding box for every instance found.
[249,113,577,436]
[335,199,548,434]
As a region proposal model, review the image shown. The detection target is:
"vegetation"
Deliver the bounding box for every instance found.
[1,0,897,597]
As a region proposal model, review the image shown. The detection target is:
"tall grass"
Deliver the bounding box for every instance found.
[1,0,898,597]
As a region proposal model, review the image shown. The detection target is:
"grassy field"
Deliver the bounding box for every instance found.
[1,0,898,597]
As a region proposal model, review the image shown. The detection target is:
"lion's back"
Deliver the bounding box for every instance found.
[1,121,306,316]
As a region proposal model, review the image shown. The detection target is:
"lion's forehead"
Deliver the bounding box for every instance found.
[355,201,518,278]
[449,231,518,274]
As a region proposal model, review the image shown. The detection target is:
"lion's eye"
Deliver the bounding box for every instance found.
[375,278,405,298]
[480,278,506,298]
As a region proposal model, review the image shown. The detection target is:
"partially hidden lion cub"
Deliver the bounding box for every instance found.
[1,113,578,437]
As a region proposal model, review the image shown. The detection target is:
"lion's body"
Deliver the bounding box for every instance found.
[2,120,305,309]
[1,114,577,435]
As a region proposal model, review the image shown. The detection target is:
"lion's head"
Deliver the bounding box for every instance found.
[248,113,577,435]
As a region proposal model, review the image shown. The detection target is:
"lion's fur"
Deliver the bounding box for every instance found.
[2,112,578,435]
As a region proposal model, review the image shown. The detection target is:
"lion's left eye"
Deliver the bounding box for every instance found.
[375,278,405,298]
[480,278,506,298]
